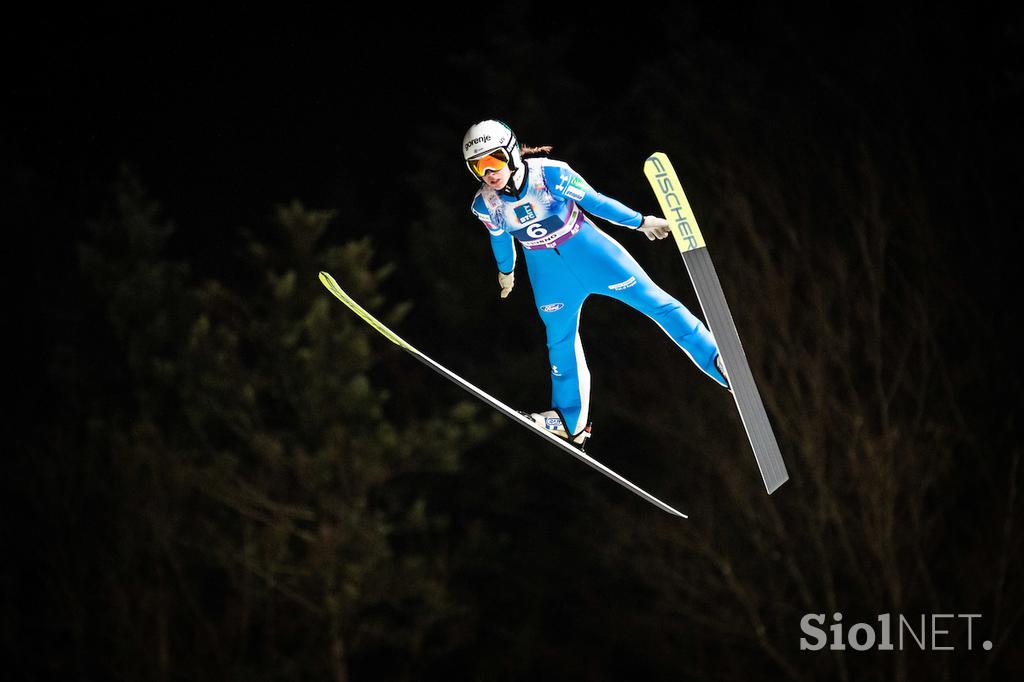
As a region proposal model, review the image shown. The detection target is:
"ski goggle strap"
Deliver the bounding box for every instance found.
[467,148,510,178]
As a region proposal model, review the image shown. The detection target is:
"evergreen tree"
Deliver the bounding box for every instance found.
[52,170,490,680]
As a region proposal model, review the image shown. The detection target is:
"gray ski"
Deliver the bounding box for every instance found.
[319,270,688,517]
[644,153,789,494]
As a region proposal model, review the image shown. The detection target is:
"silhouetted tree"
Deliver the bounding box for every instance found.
[47,170,490,680]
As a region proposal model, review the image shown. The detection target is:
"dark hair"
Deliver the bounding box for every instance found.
[521,145,553,158]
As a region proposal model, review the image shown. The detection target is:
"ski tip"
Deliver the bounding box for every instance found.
[644,151,665,167]
[319,271,346,296]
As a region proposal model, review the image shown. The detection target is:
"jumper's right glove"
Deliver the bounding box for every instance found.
[638,215,671,241]
[498,270,515,298]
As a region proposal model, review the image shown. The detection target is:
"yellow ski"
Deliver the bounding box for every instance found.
[319,271,687,517]
[644,153,789,494]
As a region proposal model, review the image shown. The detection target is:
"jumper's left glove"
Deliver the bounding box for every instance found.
[498,270,515,299]
[638,215,671,241]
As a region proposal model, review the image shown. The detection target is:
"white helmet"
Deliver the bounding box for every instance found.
[462,120,525,193]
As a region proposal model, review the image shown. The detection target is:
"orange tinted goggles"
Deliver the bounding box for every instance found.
[467,149,510,178]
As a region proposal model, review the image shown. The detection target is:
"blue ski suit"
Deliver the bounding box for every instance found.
[471,157,726,436]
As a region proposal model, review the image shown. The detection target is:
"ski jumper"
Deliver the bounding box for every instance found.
[471,157,727,436]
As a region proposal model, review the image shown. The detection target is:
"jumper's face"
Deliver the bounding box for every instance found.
[482,164,511,190]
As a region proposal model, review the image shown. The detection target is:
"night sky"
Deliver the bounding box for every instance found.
[6,6,1023,681]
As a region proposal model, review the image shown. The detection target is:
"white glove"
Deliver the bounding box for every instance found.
[498,270,515,298]
[638,215,671,241]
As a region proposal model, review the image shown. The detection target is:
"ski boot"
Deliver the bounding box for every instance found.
[715,353,732,392]
[519,409,592,451]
